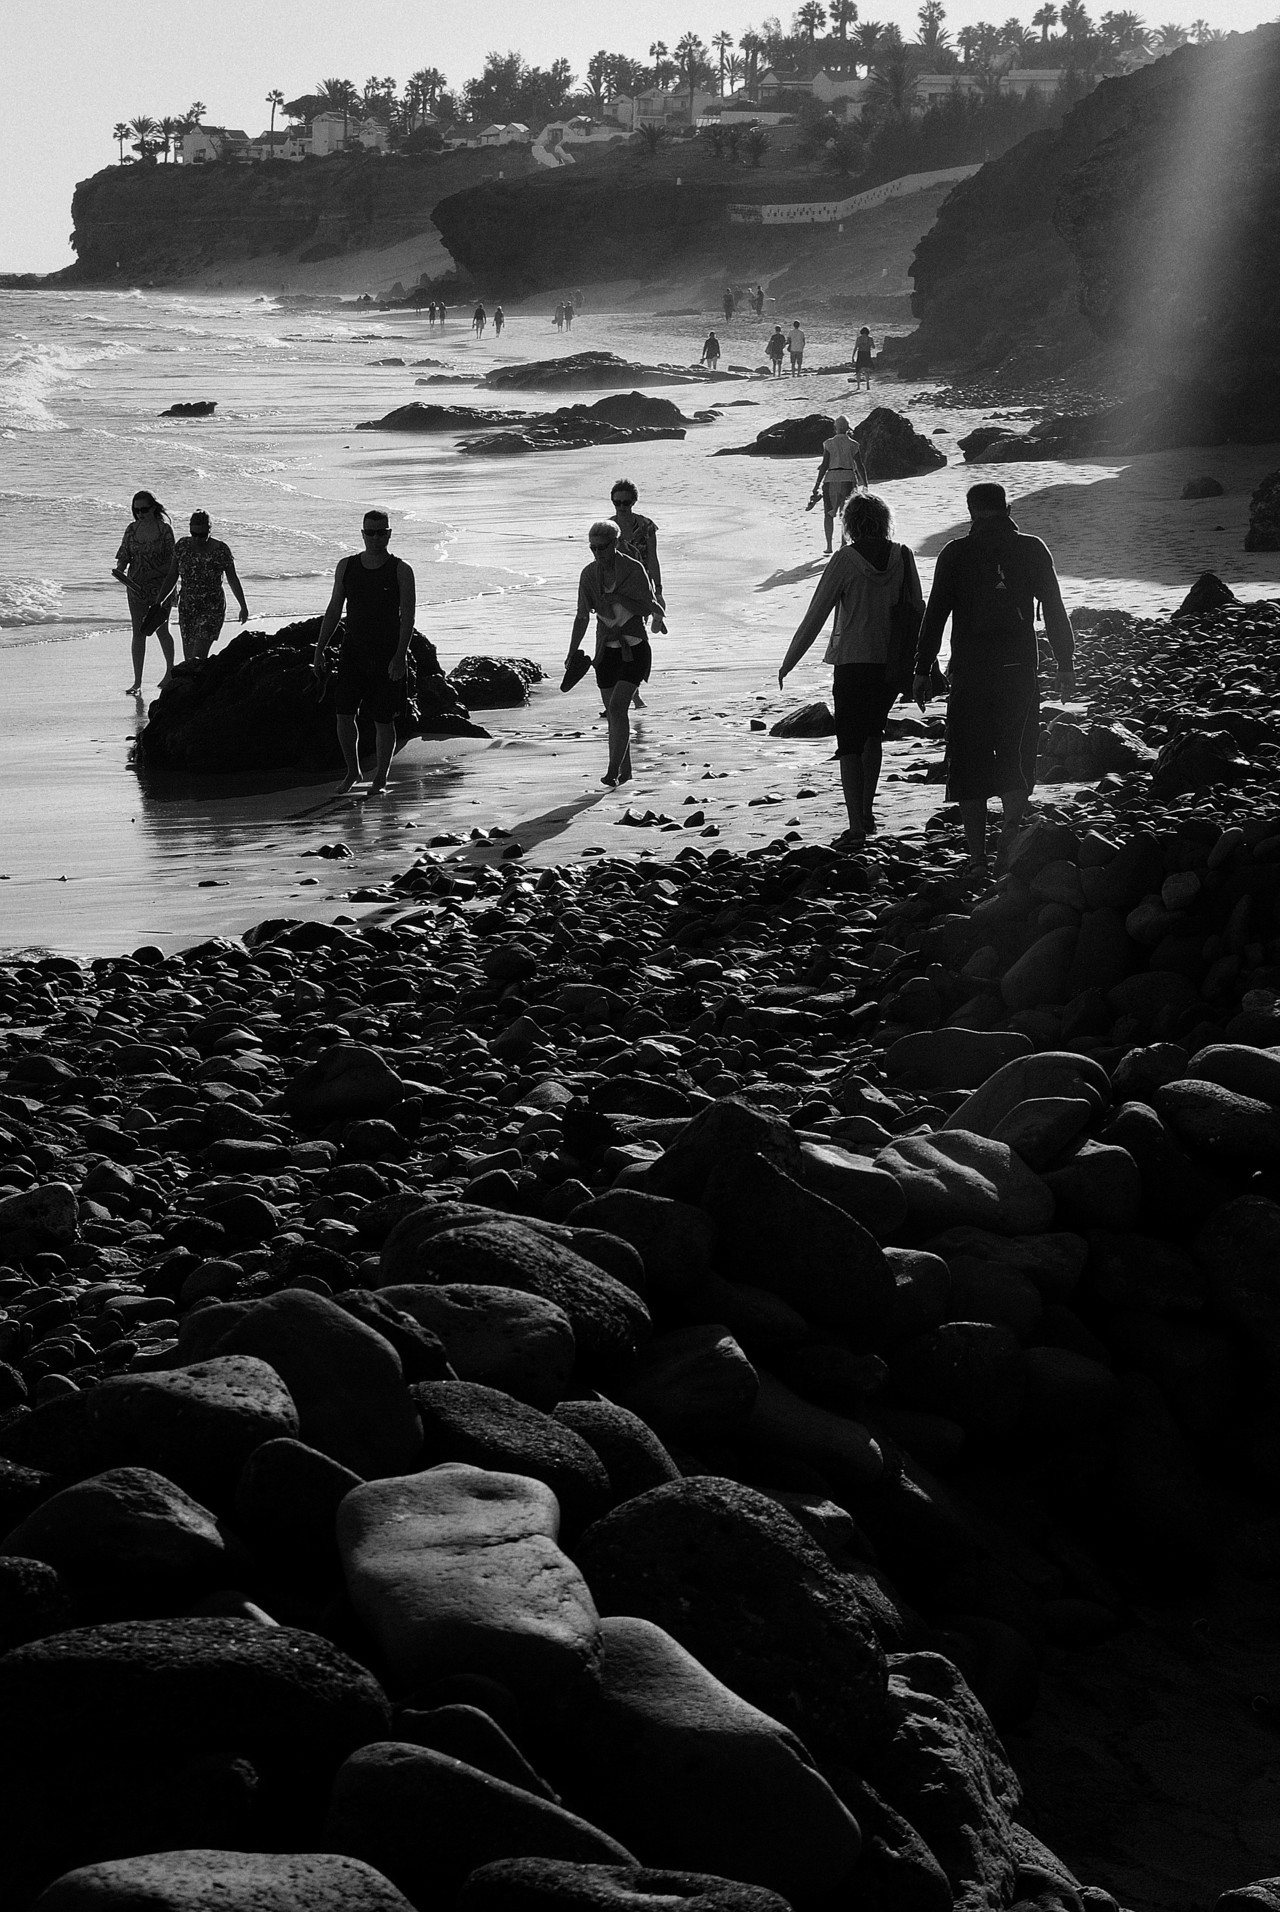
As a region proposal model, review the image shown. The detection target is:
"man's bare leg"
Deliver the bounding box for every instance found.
[367,721,397,795]
[336,713,362,793]
[959,797,990,868]
[823,496,836,555]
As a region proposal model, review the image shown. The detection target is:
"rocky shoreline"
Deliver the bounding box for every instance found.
[4,597,1280,1910]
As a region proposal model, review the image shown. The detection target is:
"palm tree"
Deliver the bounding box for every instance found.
[867,47,920,115]
[129,114,157,161]
[649,40,676,86]
[1100,10,1152,52]
[830,0,858,36]
[1058,0,1091,42]
[185,101,207,128]
[852,19,885,71]
[793,0,827,73]
[156,115,179,161]
[1000,17,1038,58]
[725,52,746,87]
[1032,3,1059,40]
[916,0,949,58]
[739,28,764,89]
[709,29,734,91]
[1191,19,1224,37]
[406,67,447,125]
[113,121,130,164]
[317,76,359,147]
[266,89,285,148]
[1153,21,1188,47]
[674,31,710,120]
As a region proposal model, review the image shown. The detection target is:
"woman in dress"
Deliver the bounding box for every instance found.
[777,491,923,846]
[112,490,176,694]
[610,478,665,710]
[156,511,249,663]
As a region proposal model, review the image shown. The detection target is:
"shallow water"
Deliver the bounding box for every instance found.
[2,287,1278,956]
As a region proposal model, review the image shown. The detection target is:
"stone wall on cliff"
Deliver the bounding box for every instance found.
[897,24,1280,422]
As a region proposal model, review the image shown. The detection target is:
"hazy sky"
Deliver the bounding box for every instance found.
[0,0,1269,272]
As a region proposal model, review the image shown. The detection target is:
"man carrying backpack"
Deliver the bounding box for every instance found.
[913,482,1075,872]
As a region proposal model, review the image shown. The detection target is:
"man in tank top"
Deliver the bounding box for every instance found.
[312,509,416,795]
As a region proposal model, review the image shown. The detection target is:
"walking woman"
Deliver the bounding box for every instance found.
[565,521,660,787]
[112,490,175,694]
[156,510,249,663]
[611,477,665,710]
[777,491,923,846]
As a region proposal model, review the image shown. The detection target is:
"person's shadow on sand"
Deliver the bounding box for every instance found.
[756,558,830,592]
[450,792,606,863]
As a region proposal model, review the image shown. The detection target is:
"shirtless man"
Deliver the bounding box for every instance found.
[312,509,416,796]
[808,415,870,554]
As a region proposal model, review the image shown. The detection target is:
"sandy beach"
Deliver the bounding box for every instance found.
[4,291,1279,957]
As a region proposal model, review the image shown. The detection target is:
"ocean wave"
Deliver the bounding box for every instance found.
[0,337,140,433]
[0,576,66,627]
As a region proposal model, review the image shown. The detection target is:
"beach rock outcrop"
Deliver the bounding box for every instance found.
[483,354,714,391]
[1245,470,1280,551]
[447,658,545,709]
[134,621,486,776]
[33,1851,415,1912]
[159,401,216,418]
[715,414,833,458]
[852,407,947,480]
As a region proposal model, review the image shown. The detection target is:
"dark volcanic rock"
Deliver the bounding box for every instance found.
[135,621,486,775]
[359,403,525,431]
[576,1476,889,1765]
[34,1851,415,1912]
[715,413,833,458]
[447,657,545,708]
[484,354,712,391]
[1245,470,1280,551]
[853,408,947,480]
[458,1861,793,1912]
[1182,475,1225,500]
[0,1618,390,1904]
[770,702,836,738]
[160,401,216,417]
[1173,573,1239,619]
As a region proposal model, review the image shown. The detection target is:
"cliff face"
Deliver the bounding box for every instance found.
[65,150,521,283]
[898,24,1280,431]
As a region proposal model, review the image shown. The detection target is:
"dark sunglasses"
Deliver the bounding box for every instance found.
[133,504,153,516]
[589,539,613,550]
[363,525,391,538]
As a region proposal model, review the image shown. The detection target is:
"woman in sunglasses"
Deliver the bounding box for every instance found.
[111,490,175,694]
[565,520,660,787]
[155,511,249,663]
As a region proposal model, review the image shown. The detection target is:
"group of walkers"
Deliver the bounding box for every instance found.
[420,301,448,325]
[723,285,767,321]
[553,300,576,331]
[112,492,247,696]
[765,321,874,381]
[471,303,505,337]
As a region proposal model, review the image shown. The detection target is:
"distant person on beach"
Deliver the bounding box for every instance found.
[778,490,924,846]
[427,301,437,326]
[754,283,766,317]
[565,520,661,787]
[808,415,870,555]
[493,305,505,336]
[914,481,1075,872]
[611,478,666,638]
[564,302,574,331]
[311,508,416,797]
[700,330,722,371]
[472,303,487,336]
[788,321,806,376]
[112,490,175,695]
[852,326,875,390]
[553,303,564,332]
[437,300,448,327]
[723,286,736,322]
[574,288,584,312]
[766,325,787,377]
[155,511,248,663]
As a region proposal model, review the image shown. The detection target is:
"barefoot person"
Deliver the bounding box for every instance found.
[611,477,666,710]
[565,521,660,787]
[913,481,1075,872]
[807,415,870,555]
[852,326,875,390]
[155,511,248,663]
[788,321,806,376]
[112,490,176,694]
[778,492,923,846]
[699,330,722,371]
[766,325,787,378]
[311,509,415,796]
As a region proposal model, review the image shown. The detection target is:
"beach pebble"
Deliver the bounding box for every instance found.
[576,1476,888,1765]
[32,1851,415,1912]
[381,1283,575,1410]
[458,1861,792,1912]
[410,1382,611,1536]
[337,1463,603,1703]
[876,1132,1054,1236]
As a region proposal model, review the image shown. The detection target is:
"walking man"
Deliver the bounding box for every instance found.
[766,325,787,377]
[808,414,869,554]
[312,509,416,796]
[700,330,722,371]
[913,482,1075,872]
[788,320,806,376]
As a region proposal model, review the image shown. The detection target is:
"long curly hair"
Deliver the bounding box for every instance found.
[843,491,893,543]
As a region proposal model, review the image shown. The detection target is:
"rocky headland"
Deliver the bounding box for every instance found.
[887,23,1280,444]
[6,593,1280,1909]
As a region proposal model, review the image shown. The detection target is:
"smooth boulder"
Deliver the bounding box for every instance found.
[32,1852,413,1912]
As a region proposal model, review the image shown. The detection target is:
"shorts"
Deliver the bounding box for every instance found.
[854,354,872,369]
[833,662,897,756]
[824,478,857,512]
[945,666,1039,802]
[596,640,652,691]
[789,352,803,368]
[335,635,404,724]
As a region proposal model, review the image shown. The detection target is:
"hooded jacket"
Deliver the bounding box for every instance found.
[783,542,924,672]
[915,513,1074,682]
